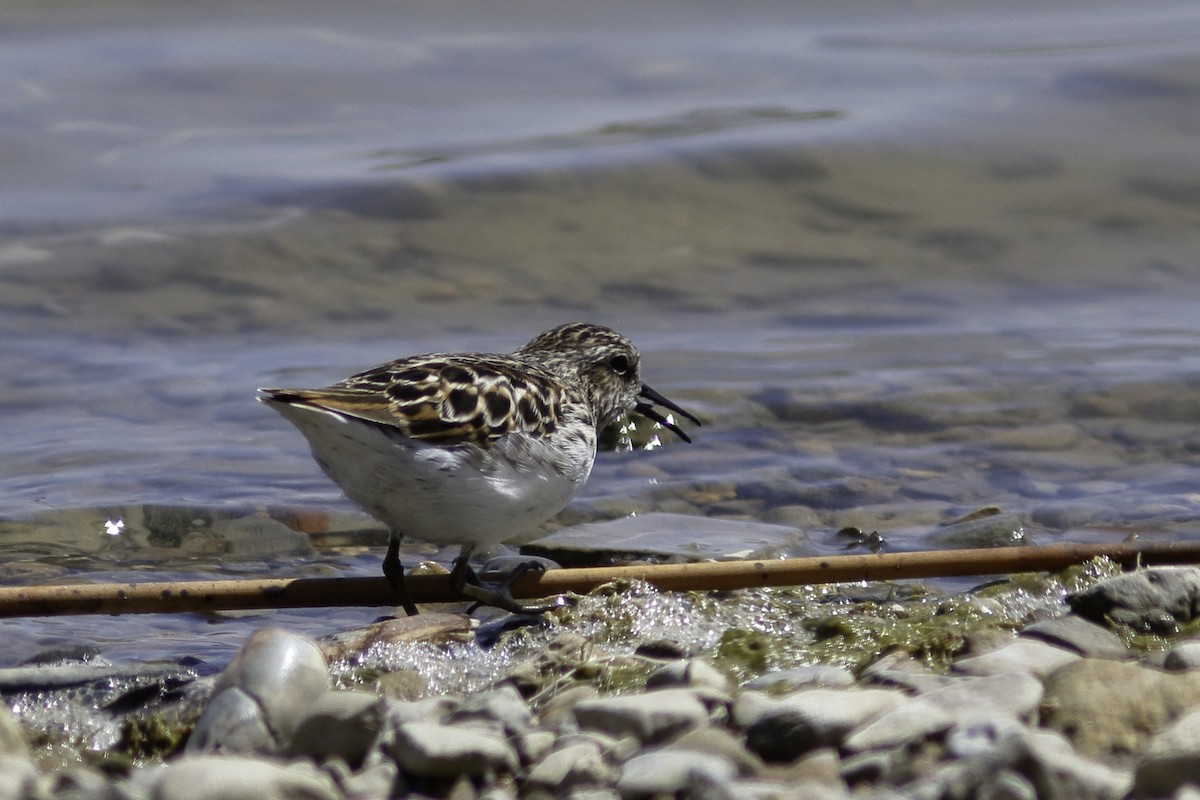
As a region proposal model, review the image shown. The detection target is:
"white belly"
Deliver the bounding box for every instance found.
[274,403,593,546]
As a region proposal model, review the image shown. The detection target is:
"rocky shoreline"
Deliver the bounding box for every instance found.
[4,564,1200,798]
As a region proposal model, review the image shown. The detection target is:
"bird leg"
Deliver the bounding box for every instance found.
[449,545,561,615]
[383,536,420,616]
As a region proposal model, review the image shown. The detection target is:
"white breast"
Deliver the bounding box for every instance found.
[272,402,595,546]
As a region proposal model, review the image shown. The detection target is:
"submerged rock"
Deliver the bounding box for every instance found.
[524,512,812,563]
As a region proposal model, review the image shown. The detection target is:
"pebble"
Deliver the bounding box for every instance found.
[527,741,614,788]
[0,755,40,800]
[287,691,386,766]
[388,722,518,778]
[645,659,731,693]
[742,687,906,761]
[952,637,1080,678]
[1041,658,1200,758]
[0,704,28,759]
[148,754,339,800]
[1164,641,1200,671]
[1068,566,1200,633]
[744,664,855,691]
[189,628,330,754]
[1131,706,1200,798]
[526,512,814,562]
[17,564,1200,800]
[616,749,738,797]
[573,688,710,743]
[1019,615,1129,659]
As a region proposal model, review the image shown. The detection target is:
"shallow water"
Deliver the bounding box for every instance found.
[3,0,1200,673]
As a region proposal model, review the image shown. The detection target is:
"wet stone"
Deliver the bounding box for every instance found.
[1164,641,1200,671]
[952,638,1080,679]
[745,665,855,692]
[742,688,906,762]
[287,690,386,766]
[189,628,330,754]
[1020,615,1129,659]
[446,685,531,736]
[645,659,731,693]
[1132,707,1200,798]
[206,515,315,557]
[1041,659,1200,758]
[925,513,1028,549]
[387,722,518,779]
[187,687,274,754]
[573,688,710,744]
[148,754,340,800]
[527,741,614,788]
[526,513,813,563]
[616,750,738,798]
[1068,567,1200,634]
[0,703,28,759]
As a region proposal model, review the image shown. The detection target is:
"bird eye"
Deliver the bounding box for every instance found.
[608,354,630,375]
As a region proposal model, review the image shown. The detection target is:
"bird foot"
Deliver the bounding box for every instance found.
[452,559,562,615]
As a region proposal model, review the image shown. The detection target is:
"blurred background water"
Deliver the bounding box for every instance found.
[3,0,1200,665]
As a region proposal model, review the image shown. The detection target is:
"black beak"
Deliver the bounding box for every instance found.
[635,384,701,443]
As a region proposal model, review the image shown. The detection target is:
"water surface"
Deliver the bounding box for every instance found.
[2,0,1200,669]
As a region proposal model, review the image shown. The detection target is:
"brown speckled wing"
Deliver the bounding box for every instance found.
[271,354,570,446]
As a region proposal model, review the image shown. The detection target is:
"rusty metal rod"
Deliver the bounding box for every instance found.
[0,539,1194,618]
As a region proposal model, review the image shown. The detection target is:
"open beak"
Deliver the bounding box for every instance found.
[635,384,701,443]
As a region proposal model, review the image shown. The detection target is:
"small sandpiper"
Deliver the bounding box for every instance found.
[259,322,699,614]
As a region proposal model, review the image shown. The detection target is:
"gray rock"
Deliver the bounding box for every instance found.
[945,713,1028,760]
[926,513,1028,549]
[515,730,556,765]
[149,755,339,800]
[1020,615,1128,659]
[187,687,275,754]
[50,765,118,800]
[666,726,764,776]
[742,688,906,762]
[842,697,953,752]
[446,685,531,735]
[0,704,28,759]
[1068,566,1200,633]
[921,672,1043,720]
[616,750,738,797]
[526,513,812,562]
[0,756,39,800]
[860,651,953,694]
[1018,729,1131,800]
[189,628,330,754]
[745,665,854,691]
[646,660,731,693]
[388,722,517,778]
[1164,641,1200,671]
[384,696,458,726]
[554,731,641,766]
[952,638,1079,678]
[527,742,615,788]
[287,690,386,766]
[1041,659,1200,758]
[207,515,315,557]
[536,684,598,729]
[325,755,398,800]
[850,679,1034,756]
[1132,706,1200,797]
[573,688,709,744]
